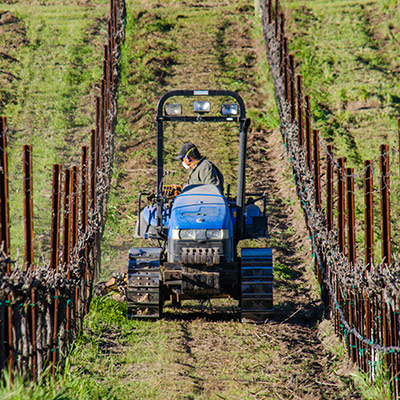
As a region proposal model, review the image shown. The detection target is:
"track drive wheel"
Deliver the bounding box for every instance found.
[126,247,163,319]
[240,247,273,322]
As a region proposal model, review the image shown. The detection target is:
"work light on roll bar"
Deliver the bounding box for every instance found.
[193,101,211,114]
[221,103,238,115]
[164,103,182,116]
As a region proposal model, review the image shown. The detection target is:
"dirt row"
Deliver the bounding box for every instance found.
[98,0,362,398]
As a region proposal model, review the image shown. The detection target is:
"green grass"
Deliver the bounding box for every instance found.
[321,320,393,400]
[0,0,371,398]
[0,2,108,256]
[281,0,400,262]
[0,296,359,399]
[352,356,392,400]
[283,0,400,163]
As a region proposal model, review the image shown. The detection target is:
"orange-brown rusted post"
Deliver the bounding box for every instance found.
[313,129,321,208]
[289,54,295,122]
[90,129,97,214]
[380,144,391,265]
[297,75,304,146]
[337,157,346,254]
[23,145,34,270]
[347,168,357,363]
[346,168,356,266]
[398,118,400,194]
[50,164,62,378]
[364,160,374,268]
[0,117,10,268]
[63,169,72,343]
[305,96,312,170]
[364,159,373,374]
[279,14,285,75]
[81,147,89,313]
[0,117,12,383]
[379,144,391,369]
[283,38,289,103]
[71,166,79,330]
[326,145,334,232]
[23,144,37,381]
[268,0,272,24]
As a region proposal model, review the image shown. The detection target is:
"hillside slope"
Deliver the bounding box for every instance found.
[61,1,363,399]
[280,0,400,262]
[0,0,109,254]
[282,0,400,165]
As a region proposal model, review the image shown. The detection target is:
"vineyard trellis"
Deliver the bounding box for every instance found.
[0,0,126,382]
[261,0,400,396]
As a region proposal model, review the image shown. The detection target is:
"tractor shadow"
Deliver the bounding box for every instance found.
[162,298,241,322]
[161,295,324,327]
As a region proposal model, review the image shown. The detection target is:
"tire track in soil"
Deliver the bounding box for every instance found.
[169,128,362,400]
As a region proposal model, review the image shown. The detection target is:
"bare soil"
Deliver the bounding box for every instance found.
[100,0,363,398]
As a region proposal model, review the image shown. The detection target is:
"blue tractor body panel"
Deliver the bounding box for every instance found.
[168,185,233,236]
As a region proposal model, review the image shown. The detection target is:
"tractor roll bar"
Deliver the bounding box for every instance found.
[155,90,249,238]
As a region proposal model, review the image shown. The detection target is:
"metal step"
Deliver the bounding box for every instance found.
[127,247,163,319]
[241,247,273,322]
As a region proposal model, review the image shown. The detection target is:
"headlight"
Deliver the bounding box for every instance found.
[206,229,222,239]
[172,229,229,240]
[179,229,198,240]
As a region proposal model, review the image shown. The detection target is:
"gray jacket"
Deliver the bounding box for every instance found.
[188,157,224,193]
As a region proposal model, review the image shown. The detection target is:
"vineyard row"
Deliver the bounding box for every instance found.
[0,0,126,382]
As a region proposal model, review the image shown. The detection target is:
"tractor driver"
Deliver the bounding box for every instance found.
[176,142,224,194]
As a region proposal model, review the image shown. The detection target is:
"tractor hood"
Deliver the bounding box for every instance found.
[169,184,233,231]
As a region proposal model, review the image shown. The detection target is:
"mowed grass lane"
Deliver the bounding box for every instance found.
[0,0,108,254]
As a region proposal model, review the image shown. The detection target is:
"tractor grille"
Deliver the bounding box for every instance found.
[167,239,233,264]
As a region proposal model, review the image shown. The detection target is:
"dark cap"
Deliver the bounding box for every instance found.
[175,142,201,160]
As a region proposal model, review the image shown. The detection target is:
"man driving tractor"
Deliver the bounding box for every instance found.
[176,142,224,193]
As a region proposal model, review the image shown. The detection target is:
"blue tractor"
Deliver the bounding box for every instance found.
[127,90,273,322]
